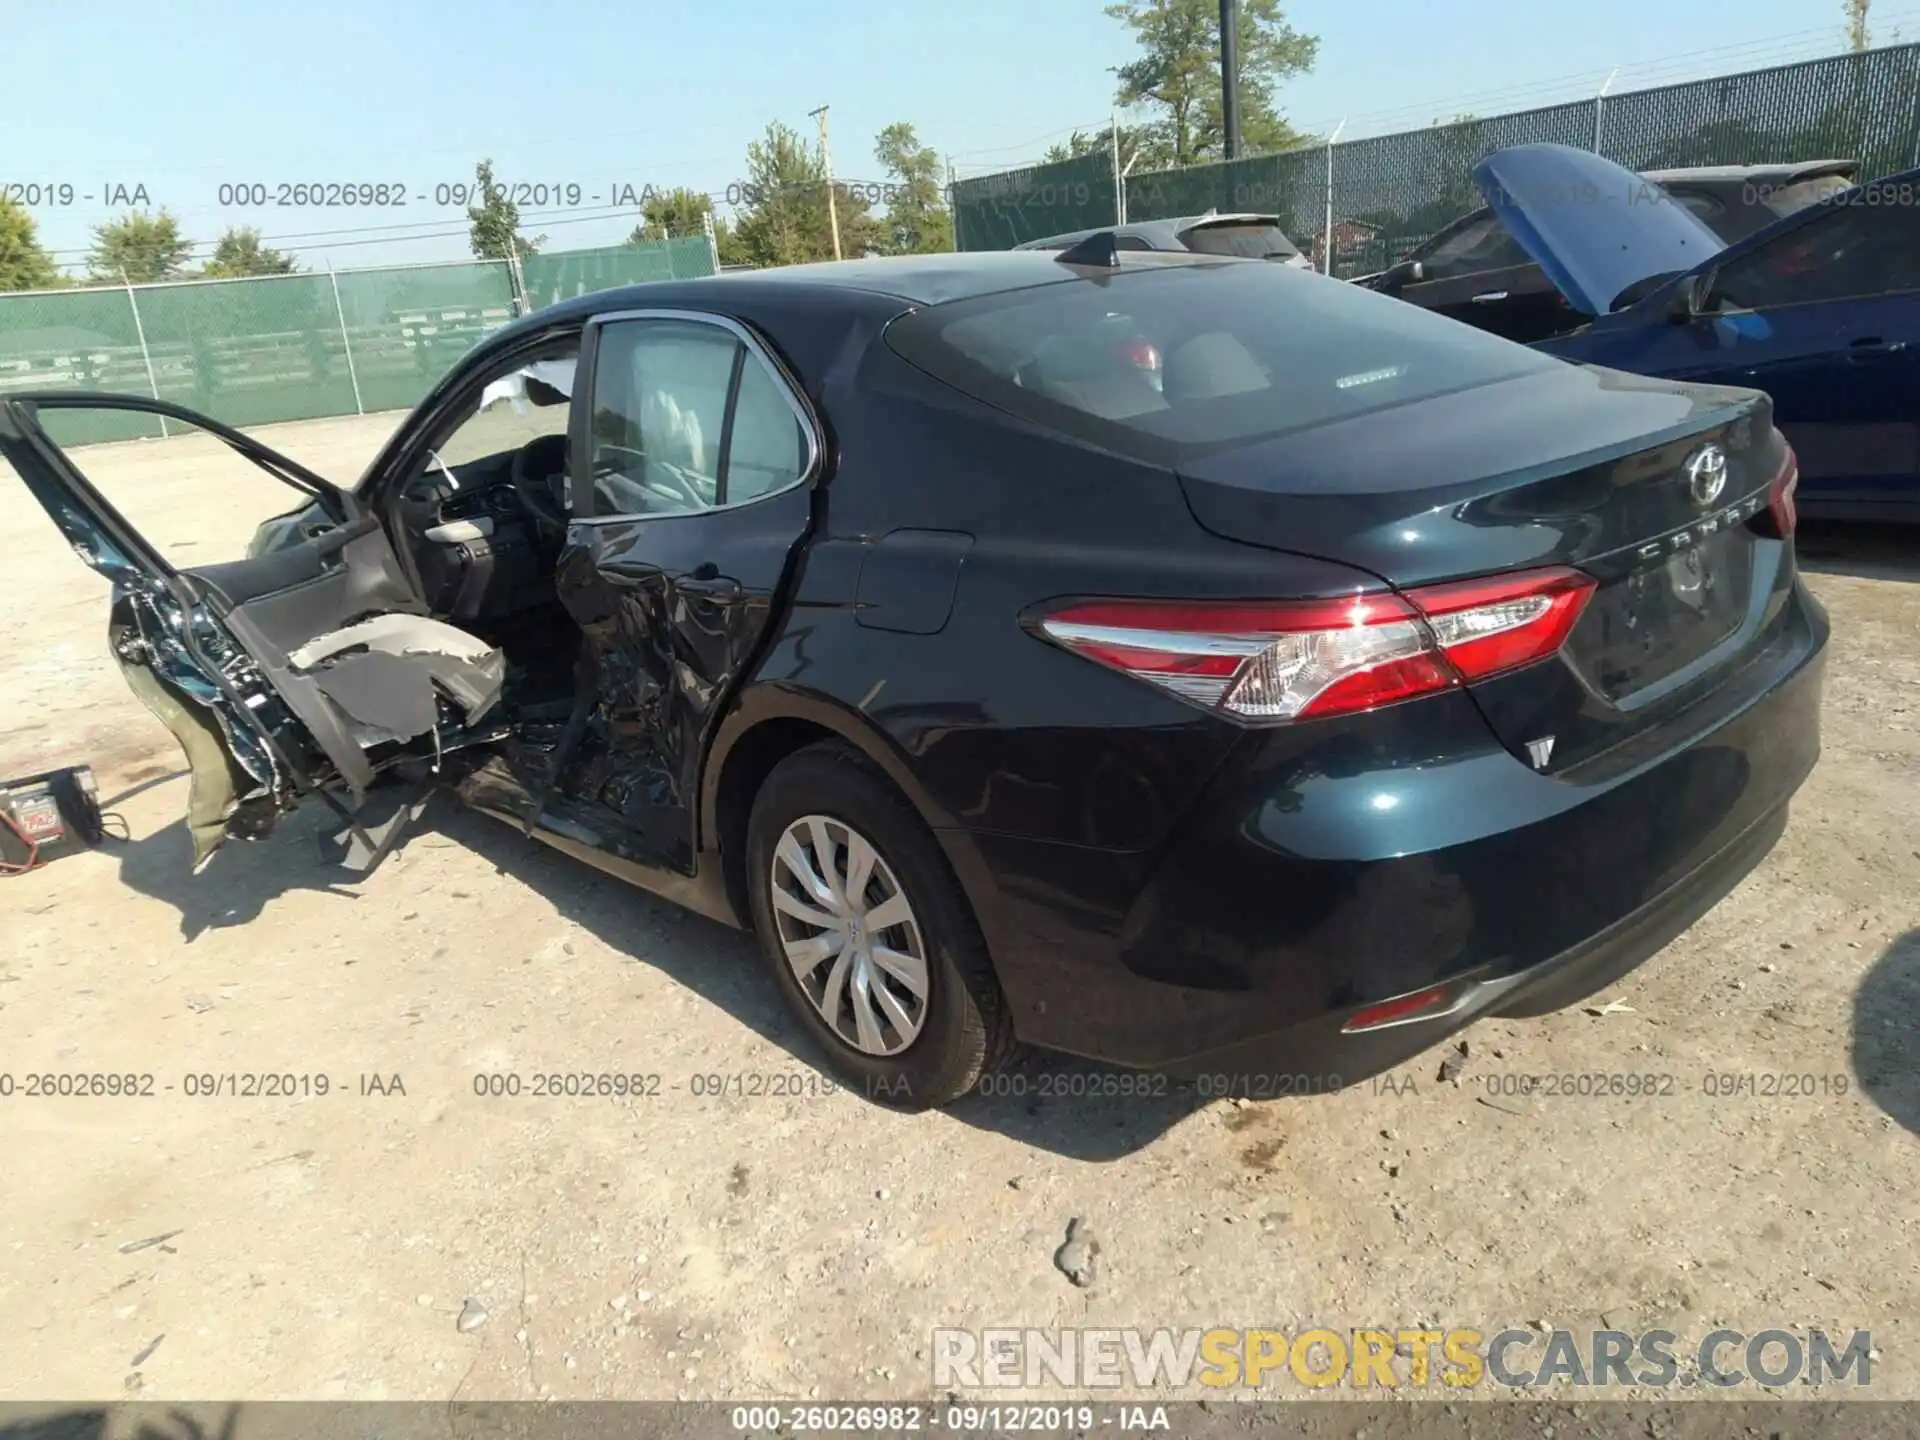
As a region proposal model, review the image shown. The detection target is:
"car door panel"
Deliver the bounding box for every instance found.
[0,392,502,864]
[189,522,425,653]
[555,486,813,870]
[547,310,821,875]
[1699,296,1920,509]
[1402,259,1554,312]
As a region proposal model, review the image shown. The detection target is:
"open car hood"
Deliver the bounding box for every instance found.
[1473,143,1727,316]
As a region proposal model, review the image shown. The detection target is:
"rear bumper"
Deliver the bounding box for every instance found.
[951,581,1827,1078]
[1157,796,1789,1088]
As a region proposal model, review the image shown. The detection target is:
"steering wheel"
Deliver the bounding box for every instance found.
[509,434,571,537]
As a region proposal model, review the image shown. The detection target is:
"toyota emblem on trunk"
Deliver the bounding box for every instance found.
[1684,443,1729,508]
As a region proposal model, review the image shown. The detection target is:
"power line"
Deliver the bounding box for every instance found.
[946,118,1120,162]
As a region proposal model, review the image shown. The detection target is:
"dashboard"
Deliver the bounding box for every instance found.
[399,436,569,622]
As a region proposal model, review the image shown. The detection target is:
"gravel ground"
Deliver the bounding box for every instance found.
[0,412,1915,1406]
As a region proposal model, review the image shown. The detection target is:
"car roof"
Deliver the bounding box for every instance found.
[364,248,1240,488]
[470,250,1219,354]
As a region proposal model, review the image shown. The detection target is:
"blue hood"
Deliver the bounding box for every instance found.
[1473,144,1727,316]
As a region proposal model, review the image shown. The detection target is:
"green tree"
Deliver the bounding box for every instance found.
[86,209,193,283]
[1106,0,1319,168]
[625,185,740,259]
[1042,123,1157,167]
[873,122,953,254]
[0,196,60,292]
[467,158,542,260]
[201,226,297,277]
[629,185,709,240]
[729,121,883,267]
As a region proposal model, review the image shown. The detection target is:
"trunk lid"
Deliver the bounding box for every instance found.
[1474,143,1726,315]
[1176,362,1794,772]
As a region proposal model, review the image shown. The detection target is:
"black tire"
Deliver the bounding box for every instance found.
[745,740,1017,1110]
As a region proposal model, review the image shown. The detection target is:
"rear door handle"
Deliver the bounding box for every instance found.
[1847,337,1908,361]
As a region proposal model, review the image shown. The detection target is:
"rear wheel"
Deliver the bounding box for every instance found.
[745,742,1015,1109]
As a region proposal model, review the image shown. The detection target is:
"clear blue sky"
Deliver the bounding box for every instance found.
[7,0,1912,273]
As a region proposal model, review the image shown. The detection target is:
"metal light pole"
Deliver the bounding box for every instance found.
[121,267,168,438]
[325,259,365,415]
[1592,68,1619,155]
[1322,118,1347,276]
[1220,0,1242,161]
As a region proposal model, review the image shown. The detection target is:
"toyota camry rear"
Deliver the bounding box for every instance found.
[832,250,1827,1095]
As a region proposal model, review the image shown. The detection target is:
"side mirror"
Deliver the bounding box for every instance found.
[1666,273,1710,324]
[1384,258,1426,289]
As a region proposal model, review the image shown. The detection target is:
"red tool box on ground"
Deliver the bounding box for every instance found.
[0,766,105,874]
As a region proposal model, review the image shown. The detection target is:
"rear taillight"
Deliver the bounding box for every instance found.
[1342,981,1465,1032]
[1768,445,1800,539]
[1037,567,1595,722]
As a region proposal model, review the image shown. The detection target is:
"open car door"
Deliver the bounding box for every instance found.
[0,393,508,871]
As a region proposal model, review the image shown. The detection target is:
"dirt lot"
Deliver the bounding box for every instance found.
[0,411,1916,1404]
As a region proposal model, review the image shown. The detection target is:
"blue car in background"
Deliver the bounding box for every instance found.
[1379,144,1920,522]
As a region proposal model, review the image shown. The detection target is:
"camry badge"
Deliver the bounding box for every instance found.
[1526,736,1556,769]
[1684,443,1729,509]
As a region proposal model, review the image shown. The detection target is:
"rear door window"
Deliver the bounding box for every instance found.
[1709,191,1920,310]
[886,261,1558,460]
[584,316,810,516]
[1415,210,1532,279]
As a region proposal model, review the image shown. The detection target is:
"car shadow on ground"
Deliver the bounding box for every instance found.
[109,804,374,941]
[1795,519,1920,583]
[0,1406,236,1440]
[109,797,1206,1160]
[433,805,1212,1160]
[1853,927,1920,1139]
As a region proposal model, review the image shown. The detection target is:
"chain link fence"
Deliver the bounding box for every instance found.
[0,234,718,445]
[954,42,1920,277]
[951,150,1118,250]
[521,235,718,310]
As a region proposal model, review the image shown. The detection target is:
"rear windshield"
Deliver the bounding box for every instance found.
[1179,221,1300,259]
[885,260,1559,459]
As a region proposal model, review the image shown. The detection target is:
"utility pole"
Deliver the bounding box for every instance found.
[1219,0,1242,160]
[809,104,843,260]
[946,153,960,250]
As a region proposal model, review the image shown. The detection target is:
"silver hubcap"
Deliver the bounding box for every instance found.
[770,815,929,1056]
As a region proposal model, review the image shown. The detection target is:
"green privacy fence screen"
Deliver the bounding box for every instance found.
[950,150,1118,250]
[0,234,716,446]
[520,235,717,310]
[954,41,1920,277]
